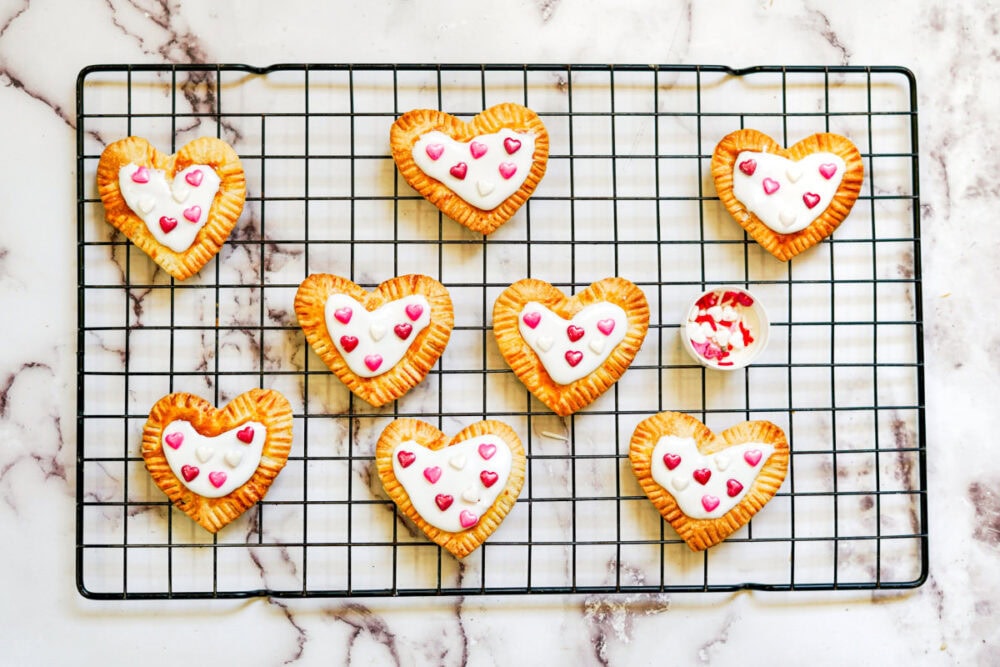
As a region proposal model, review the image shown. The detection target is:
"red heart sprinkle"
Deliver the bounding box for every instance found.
[819,163,838,179]
[470,141,488,159]
[131,166,150,183]
[165,432,184,449]
[394,323,413,340]
[397,450,416,468]
[340,335,359,352]
[565,350,583,367]
[181,465,199,482]
[185,169,204,187]
[159,216,178,233]
[480,470,499,488]
[478,443,496,460]
[702,495,720,512]
[802,192,821,209]
[364,354,383,372]
[435,494,454,511]
[425,143,445,160]
[762,178,780,195]
[744,449,763,466]
[334,307,352,324]
[450,162,468,180]
[693,468,712,485]
[183,205,201,222]
[498,162,517,179]
[663,453,681,470]
[405,304,424,321]
[423,466,442,484]
[459,510,479,528]
[503,137,522,154]
[726,479,744,497]
[597,319,615,335]
[237,426,254,443]
[522,311,541,328]
[208,471,227,488]
[566,325,585,342]
[738,159,757,176]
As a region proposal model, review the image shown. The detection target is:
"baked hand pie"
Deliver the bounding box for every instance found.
[711,129,863,261]
[390,103,548,235]
[97,136,246,280]
[141,389,294,533]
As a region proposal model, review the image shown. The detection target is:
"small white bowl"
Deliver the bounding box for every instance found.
[681,287,770,371]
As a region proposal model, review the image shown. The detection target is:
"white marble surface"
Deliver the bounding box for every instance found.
[0,0,995,664]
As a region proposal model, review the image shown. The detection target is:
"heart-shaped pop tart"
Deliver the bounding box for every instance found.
[376,418,525,558]
[629,411,789,551]
[294,273,453,407]
[712,129,864,261]
[390,103,549,235]
[493,277,649,416]
[141,389,293,533]
[97,136,246,280]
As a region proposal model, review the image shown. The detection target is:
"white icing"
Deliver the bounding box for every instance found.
[650,435,775,520]
[161,420,266,498]
[518,302,628,385]
[392,435,513,533]
[731,151,846,234]
[118,164,222,253]
[324,294,431,378]
[683,289,765,369]
[412,129,536,210]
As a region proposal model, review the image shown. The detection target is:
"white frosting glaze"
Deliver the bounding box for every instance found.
[650,435,775,519]
[731,151,846,234]
[412,129,536,210]
[392,435,513,533]
[117,163,222,253]
[161,420,266,498]
[324,294,431,378]
[518,301,628,385]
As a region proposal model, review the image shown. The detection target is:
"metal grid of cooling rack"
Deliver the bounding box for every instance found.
[76,64,926,599]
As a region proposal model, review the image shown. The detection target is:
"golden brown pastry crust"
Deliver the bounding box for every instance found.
[628,411,789,551]
[492,277,649,416]
[294,273,454,407]
[375,418,526,559]
[711,129,863,261]
[141,389,294,533]
[390,103,549,235]
[96,136,246,280]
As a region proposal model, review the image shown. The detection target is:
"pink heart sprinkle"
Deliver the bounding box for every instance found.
[726,479,744,497]
[662,453,681,470]
[498,162,517,179]
[566,325,585,342]
[364,354,383,372]
[738,159,757,176]
[423,466,442,484]
[340,335,359,352]
[397,450,416,468]
[405,303,424,321]
[503,137,522,154]
[693,468,712,485]
[165,432,184,449]
[478,443,496,460]
[522,311,541,329]
[435,494,454,511]
[208,471,227,488]
[819,163,838,179]
[762,178,780,195]
[183,205,202,223]
[744,449,763,467]
[185,169,204,187]
[565,350,583,367]
[159,216,178,233]
[394,323,413,340]
[237,426,254,443]
[334,307,352,324]
[480,470,498,488]
[450,162,468,180]
[802,192,821,209]
[181,465,199,482]
[459,510,479,528]
[131,166,150,183]
[469,141,488,159]
[702,495,721,512]
[597,319,616,336]
[425,143,445,160]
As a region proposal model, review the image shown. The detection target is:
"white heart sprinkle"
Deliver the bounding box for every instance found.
[224,449,244,468]
[779,209,797,228]
[370,323,387,341]
[715,453,731,471]
[588,337,605,354]
[537,336,554,352]
[449,453,467,470]
[672,477,690,491]
[171,183,192,203]
[786,166,803,183]
[461,487,480,503]
[196,446,214,463]
[137,195,156,214]
[476,180,495,196]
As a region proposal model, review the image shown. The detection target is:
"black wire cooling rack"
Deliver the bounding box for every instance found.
[76,64,926,599]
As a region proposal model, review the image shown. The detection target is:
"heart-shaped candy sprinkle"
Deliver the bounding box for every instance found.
[459,510,479,528]
[693,468,712,485]
[522,311,541,329]
[181,465,199,482]
[726,479,744,497]
[498,162,517,179]
[478,443,497,460]
[819,163,838,179]
[480,470,498,487]
[738,159,756,176]
[340,335,359,352]
[224,449,244,468]
[405,304,424,321]
[208,471,227,488]
[394,323,413,340]
[597,319,616,335]
[185,169,204,187]
[450,163,468,180]
[663,453,682,470]
[673,476,690,491]
[565,350,583,367]
[131,165,150,183]
[425,144,445,160]
[714,453,731,471]
[165,432,184,449]
[397,450,416,468]
[370,323,387,341]
[786,166,803,183]
[503,137,522,155]
[470,141,488,159]
[588,338,605,354]
[762,178,780,195]
[364,354,383,372]
[183,205,202,222]
[744,449,763,467]
[702,495,721,512]
[802,192,821,209]
[477,180,496,196]
[435,494,454,511]
[159,216,178,233]
[449,453,467,470]
[537,336,554,352]
[237,426,254,443]
[137,196,155,214]
[566,325,585,342]
[462,487,480,503]
[196,446,214,463]
[334,307,353,324]
[424,466,442,484]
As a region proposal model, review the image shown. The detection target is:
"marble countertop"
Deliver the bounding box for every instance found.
[1,1,994,664]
